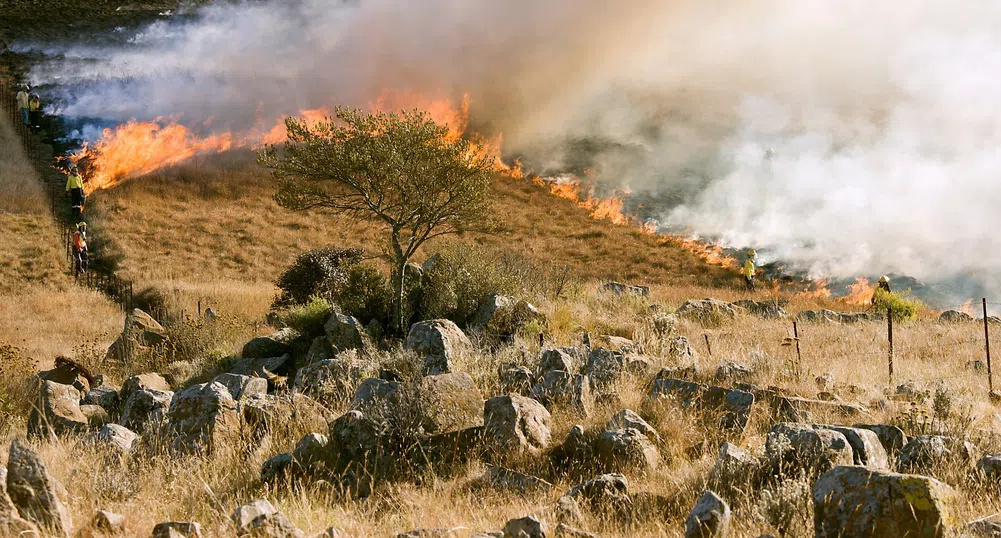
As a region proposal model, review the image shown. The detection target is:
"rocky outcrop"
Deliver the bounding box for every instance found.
[92,424,137,453]
[854,423,908,455]
[483,395,551,458]
[28,381,87,437]
[242,328,297,359]
[405,320,471,375]
[685,490,730,538]
[898,435,977,473]
[765,423,854,475]
[105,309,167,363]
[151,521,202,538]
[6,440,72,537]
[469,293,543,337]
[603,281,650,297]
[606,409,661,444]
[213,373,268,402]
[939,310,974,323]
[816,425,889,469]
[119,373,171,406]
[167,382,242,454]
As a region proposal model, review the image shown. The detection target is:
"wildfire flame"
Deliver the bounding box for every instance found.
[795,278,833,300]
[959,299,975,316]
[532,174,631,226]
[844,277,876,305]
[673,237,739,269]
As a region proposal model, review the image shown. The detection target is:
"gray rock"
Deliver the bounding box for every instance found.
[419,373,484,435]
[470,294,542,337]
[28,381,87,438]
[603,281,650,297]
[774,396,866,419]
[940,310,974,323]
[499,366,534,396]
[813,466,956,538]
[151,521,202,538]
[92,423,137,453]
[261,453,298,485]
[710,442,759,486]
[167,382,242,454]
[405,319,471,375]
[484,465,553,493]
[213,373,268,402]
[242,328,297,359]
[327,410,387,467]
[714,361,754,383]
[124,308,167,346]
[585,348,624,390]
[0,466,39,538]
[899,435,976,473]
[502,516,546,538]
[293,356,367,405]
[566,474,630,508]
[350,378,402,413]
[553,496,585,527]
[685,490,731,538]
[231,499,304,538]
[677,299,739,325]
[84,384,120,410]
[648,378,754,434]
[554,524,598,537]
[818,425,890,469]
[325,314,371,354]
[241,393,334,436]
[305,336,335,364]
[765,423,854,475]
[607,409,661,444]
[229,355,293,391]
[293,433,329,466]
[6,439,71,537]
[732,299,788,320]
[594,428,660,473]
[530,370,592,416]
[978,453,1001,481]
[483,395,551,457]
[119,388,173,432]
[550,425,596,473]
[539,348,575,375]
[854,423,909,455]
[80,404,111,428]
[119,373,171,408]
[94,509,125,533]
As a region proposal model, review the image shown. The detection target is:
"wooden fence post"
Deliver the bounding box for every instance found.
[793,320,803,377]
[887,307,894,386]
[984,298,993,393]
[703,333,712,358]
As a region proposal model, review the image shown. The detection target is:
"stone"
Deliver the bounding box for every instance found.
[7,439,71,537]
[499,366,534,396]
[553,524,598,538]
[550,425,597,473]
[167,382,242,454]
[813,466,956,538]
[566,474,631,518]
[80,404,112,428]
[213,373,268,402]
[940,310,974,323]
[603,281,650,296]
[677,299,739,325]
[484,465,553,493]
[231,499,304,538]
[419,373,484,434]
[151,521,203,538]
[483,395,551,457]
[685,490,731,538]
[28,381,87,437]
[502,516,546,538]
[242,328,297,359]
[305,336,335,364]
[94,509,125,533]
[817,425,889,469]
[765,423,854,475]
[229,355,294,391]
[92,424,137,453]
[419,426,486,473]
[293,357,367,405]
[899,435,976,473]
[710,442,759,486]
[84,385,120,410]
[585,348,624,390]
[119,373,171,406]
[539,348,575,375]
[241,393,333,436]
[530,370,592,416]
[327,410,387,468]
[38,357,92,394]
[648,378,755,434]
[714,361,754,383]
[774,396,866,419]
[978,453,1001,481]
[854,423,908,455]
[594,428,660,472]
[669,336,698,364]
[606,409,661,444]
[600,336,641,355]
[732,299,788,319]
[124,308,167,345]
[553,496,585,527]
[350,378,402,413]
[0,466,40,538]
[470,294,543,337]
[325,314,371,353]
[405,319,471,375]
[293,433,329,466]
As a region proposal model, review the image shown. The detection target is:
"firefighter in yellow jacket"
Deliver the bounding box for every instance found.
[742,249,757,290]
[66,165,85,219]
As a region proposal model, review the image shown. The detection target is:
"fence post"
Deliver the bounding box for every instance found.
[793,320,803,377]
[984,298,993,393]
[887,307,894,386]
[703,333,712,358]
[198,300,202,318]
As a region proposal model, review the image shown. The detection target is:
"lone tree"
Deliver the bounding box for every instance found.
[259,107,494,332]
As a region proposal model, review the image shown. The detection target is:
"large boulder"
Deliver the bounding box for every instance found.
[231,499,304,538]
[84,385,120,411]
[939,310,974,323]
[242,328,297,359]
[327,410,388,469]
[978,453,1001,482]
[774,396,866,419]
[484,465,553,493]
[293,356,367,405]
[37,357,92,394]
[854,423,908,455]
[685,490,731,538]
[167,382,242,454]
[27,381,88,438]
[765,423,854,475]
[405,320,471,375]
[817,425,889,469]
[325,313,372,354]
[419,373,484,435]
[105,309,167,362]
[241,393,333,437]
[710,442,759,488]
[213,373,268,402]
[898,435,977,473]
[594,428,660,473]
[607,409,662,444]
[151,521,203,538]
[483,395,551,457]
[6,439,72,537]
[119,388,173,432]
[585,348,624,390]
[499,366,535,396]
[119,373,171,406]
[565,474,631,517]
[0,466,39,538]
[539,348,575,376]
[550,425,597,474]
[530,371,592,416]
[648,378,755,434]
[91,424,137,453]
[350,378,403,413]
[469,293,543,336]
[813,466,956,538]
[677,299,739,325]
[502,516,547,538]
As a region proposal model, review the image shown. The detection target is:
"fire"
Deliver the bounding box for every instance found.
[959,299,975,316]
[795,278,833,300]
[673,237,739,269]
[532,174,631,226]
[843,277,876,305]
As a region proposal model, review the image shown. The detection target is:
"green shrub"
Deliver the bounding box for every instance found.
[281,296,336,338]
[272,247,364,308]
[419,242,519,326]
[335,264,393,327]
[872,288,922,321]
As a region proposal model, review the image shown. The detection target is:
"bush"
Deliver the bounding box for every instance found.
[281,296,336,338]
[337,264,393,327]
[872,288,922,321]
[419,242,520,326]
[273,247,365,308]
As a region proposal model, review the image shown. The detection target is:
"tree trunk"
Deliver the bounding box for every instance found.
[391,230,408,334]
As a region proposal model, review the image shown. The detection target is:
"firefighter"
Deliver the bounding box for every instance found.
[872,275,891,305]
[66,165,85,219]
[28,94,41,129]
[15,85,29,125]
[72,222,88,275]
[742,249,757,290]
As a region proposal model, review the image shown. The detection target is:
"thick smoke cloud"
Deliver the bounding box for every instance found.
[21,0,1001,297]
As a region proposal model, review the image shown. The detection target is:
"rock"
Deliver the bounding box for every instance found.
[0,466,40,538]
[80,404,112,428]
[240,393,333,436]
[606,409,661,444]
[977,454,1001,481]
[553,496,585,527]
[585,348,624,390]
[94,509,126,533]
[765,423,854,475]
[566,474,631,517]
[163,361,196,388]
[125,309,167,345]
[553,524,598,538]
[483,395,551,457]
[854,423,908,455]
[685,490,731,538]
[813,466,956,538]
[231,499,304,538]
[405,320,471,375]
[530,371,592,416]
[774,396,866,419]
[603,281,650,297]
[38,357,92,394]
[499,366,534,396]
[469,293,542,336]
[327,410,387,469]
[677,299,739,325]
[350,378,402,413]
[892,380,932,404]
[550,425,597,474]
[92,424,137,453]
[599,336,641,355]
[816,425,889,469]
[502,516,546,538]
[229,355,294,391]
[594,428,660,473]
[732,299,788,319]
[940,310,974,323]
[84,385,120,410]
[243,328,297,359]
[212,373,268,402]
[305,336,335,364]
[293,357,367,405]
[648,378,755,434]
[151,521,203,538]
[6,439,71,537]
[964,519,1001,537]
[167,382,242,454]
[325,313,371,354]
[710,442,759,486]
[539,348,575,375]
[669,336,698,364]
[28,381,87,437]
[293,433,329,466]
[418,426,486,474]
[484,465,553,493]
[899,435,977,473]
[418,373,484,434]
[714,361,754,383]
[119,373,171,406]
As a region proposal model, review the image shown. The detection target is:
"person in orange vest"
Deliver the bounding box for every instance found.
[66,165,85,219]
[72,222,89,275]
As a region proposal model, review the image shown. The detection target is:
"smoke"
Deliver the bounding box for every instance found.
[20,0,1001,298]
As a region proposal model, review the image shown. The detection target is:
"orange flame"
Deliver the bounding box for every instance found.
[795,278,833,300]
[844,277,876,305]
[532,175,631,226]
[672,237,739,269]
[959,299,975,316]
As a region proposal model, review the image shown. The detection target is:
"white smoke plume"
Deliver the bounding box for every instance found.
[19,0,1001,298]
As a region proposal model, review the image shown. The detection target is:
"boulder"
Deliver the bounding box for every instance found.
[714,361,754,383]
[293,433,329,466]
[594,428,660,473]
[231,499,304,538]
[405,320,471,375]
[93,509,126,533]
[607,409,662,444]
[554,524,598,538]
[677,299,739,325]
[499,366,534,396]
[813,466,956,538]
[899,435,976,473]
[585,348,624,390]
[151,521,203,538]
[685,490,731,538]
[550,425,597,474]
[28,381,88,437]
[765,423,854,475]
[293,356,367,405]
[565,474,631,517]
[119,388,173,432]
[38,357,92,394]
[854,423,908,455]
[167,382,242,454]
[325,313,371,354]
[92,424,137,453]
[350,378,402,413]
[484,465,553,493]
[470,293,542,336]
[774,396,866,419]
[817,425,889,469]
[241,393,333,436]
[84,385,120,410]
[124,308,167,345]
[6,439,71,537]
[732,299,788,319]
[0,466,40,538]
[305,336,335,364]
[603,281,650,297]
[327,410,387,469]
[940,310,974,323]
[648,378,754,434]
[80,404,111,428]
[502,516,546,538]
[554,496,585,527]
[211,373,268,402]
[229,355,294,391]
[119,373,171,406]
[530,371,592,416]
[539,348,575,375]
[977,454,1001,481]
[483,395,551,457]
[243,328,297,359]
[710,442,759,487]
[419,373,484,434]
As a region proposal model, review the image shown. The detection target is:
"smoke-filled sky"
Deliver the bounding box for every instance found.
[19,0,1001,296]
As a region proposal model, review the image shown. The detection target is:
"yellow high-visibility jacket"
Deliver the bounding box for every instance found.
[15,91,28,109]
[742,259,755,279]
[66,174,84,191]
[29,99,40,111]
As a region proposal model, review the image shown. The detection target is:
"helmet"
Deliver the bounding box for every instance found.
[878,275,889,283]
[747,249,757,258]
[69,165,78,172]
[764,148,776,160]
[76,222,87,231]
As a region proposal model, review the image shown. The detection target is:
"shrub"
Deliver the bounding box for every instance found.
[337,264,393,327]
[272,247,364,308]
[281,296,335,338]
[419,242,519,326]
[872,288,922,321]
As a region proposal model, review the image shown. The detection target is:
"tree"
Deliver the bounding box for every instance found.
[259,107,494,332]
